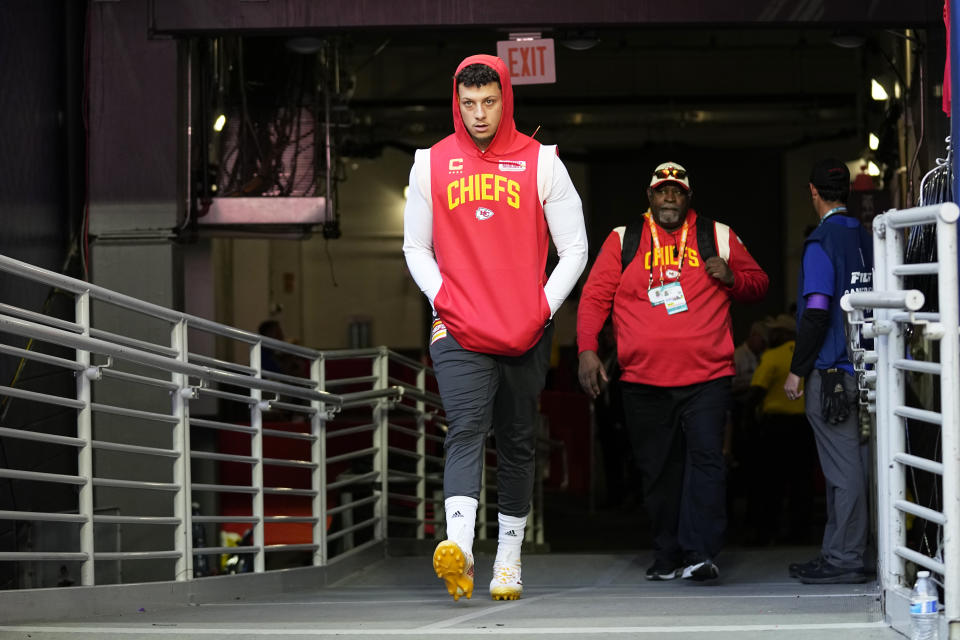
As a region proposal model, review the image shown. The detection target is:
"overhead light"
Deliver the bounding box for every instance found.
[869,133,879,151]
[213,114,226,132]
[507,32,541,42]
[561,30,599,51]
[867,161,881,176]
[561,39,599,51]
[871,79,889,101]
[829,31,866,49]
[286,37,325,55]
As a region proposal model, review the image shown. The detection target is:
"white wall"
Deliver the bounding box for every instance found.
[301,147,424,350]
[212,147,424,353]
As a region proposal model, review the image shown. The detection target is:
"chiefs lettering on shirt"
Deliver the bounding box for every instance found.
[577,210,768,387]
[429,134,549,356]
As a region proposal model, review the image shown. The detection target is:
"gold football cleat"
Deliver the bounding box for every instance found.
[433,540,474,601]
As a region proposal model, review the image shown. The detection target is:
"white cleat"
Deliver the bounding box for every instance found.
[489,561,522,601]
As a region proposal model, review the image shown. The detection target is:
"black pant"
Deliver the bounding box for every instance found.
[430,324,554,517]
[621,377,730,564]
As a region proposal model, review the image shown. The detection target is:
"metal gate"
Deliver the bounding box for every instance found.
[841,202,960,639]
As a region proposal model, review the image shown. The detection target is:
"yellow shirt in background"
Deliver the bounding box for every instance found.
[750,341,806,415]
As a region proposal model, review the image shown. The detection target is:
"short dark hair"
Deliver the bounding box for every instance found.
[455,63,500,90]
[810,157,850,204]
[258,320,281,337]
[814,184,849,204]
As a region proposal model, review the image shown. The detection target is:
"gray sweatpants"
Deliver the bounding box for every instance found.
[429,323,554,517]
[805,369,869,569]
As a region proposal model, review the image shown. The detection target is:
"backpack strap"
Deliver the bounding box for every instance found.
[619,215,729,274]
[695,215,717,262]
[694,214,730,262]
[620,220,643,273]
[714,220,731,262]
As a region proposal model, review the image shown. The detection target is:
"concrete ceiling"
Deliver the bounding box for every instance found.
[304,25,915,155]
[153,0,940,159]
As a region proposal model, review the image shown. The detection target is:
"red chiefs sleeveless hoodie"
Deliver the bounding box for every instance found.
[429,54,550,356]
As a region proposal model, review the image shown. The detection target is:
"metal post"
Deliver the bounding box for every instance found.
[372,348,390,541]
[872,216,896,592]
[311,354,328,566]
[250,342,265,572]
[75,292,95,586]
[171,320,193,581]
[415,367,426,539]
[886,214,908,587]
[935,205,960,636]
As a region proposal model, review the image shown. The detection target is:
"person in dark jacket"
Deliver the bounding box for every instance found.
[784,157,873,584]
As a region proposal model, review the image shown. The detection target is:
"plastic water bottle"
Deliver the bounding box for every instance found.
[910,570,939,640]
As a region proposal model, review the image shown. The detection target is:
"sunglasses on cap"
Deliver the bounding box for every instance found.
[653,167,687,180]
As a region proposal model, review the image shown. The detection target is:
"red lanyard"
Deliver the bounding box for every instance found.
[644,211,689,290]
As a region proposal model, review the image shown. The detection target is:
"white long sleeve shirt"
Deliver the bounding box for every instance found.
[402,144,588,318]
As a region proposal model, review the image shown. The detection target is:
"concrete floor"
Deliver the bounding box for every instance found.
[0,546,904,640]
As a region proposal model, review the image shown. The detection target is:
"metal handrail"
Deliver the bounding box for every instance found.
[0,249,521,593]
[0,253,315,358]
[0,314,343,408]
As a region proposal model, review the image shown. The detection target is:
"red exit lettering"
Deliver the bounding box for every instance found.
[496,39,556,85]
[507,45,547,77]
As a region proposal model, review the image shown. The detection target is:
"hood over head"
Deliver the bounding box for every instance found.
[452,54,534,158]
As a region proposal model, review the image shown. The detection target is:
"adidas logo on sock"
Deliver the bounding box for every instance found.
[451,511,463,518]
[505,530,518,537]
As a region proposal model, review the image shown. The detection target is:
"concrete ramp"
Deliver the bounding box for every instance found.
[0,548,899,639]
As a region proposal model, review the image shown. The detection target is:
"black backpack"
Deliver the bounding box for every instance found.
[620,214,720,273]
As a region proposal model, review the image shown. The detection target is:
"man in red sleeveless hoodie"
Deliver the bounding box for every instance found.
[403,55,587,602]
[577,163,768,582]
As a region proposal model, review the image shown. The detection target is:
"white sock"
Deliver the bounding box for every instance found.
[495,512,526,565]
[444,496,478,557]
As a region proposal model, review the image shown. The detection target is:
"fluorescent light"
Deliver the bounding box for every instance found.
[869,133,879,151]
[867,161,881,176]
[871,79,889,101]
[286,37,325,55]
[213,114,226,132]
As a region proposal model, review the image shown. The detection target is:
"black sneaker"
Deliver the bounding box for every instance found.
[788,555,825,579]
[798,561,869,584]
[645,559,679,581]
[682,559,719,581]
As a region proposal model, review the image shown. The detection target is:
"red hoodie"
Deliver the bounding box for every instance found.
[429,55,550,356]
[577,210,769,386]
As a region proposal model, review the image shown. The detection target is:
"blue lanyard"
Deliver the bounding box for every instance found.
[819,206,847,226]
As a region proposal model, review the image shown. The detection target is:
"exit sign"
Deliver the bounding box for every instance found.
[496,38,556,85]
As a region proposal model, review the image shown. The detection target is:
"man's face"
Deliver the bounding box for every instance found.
[809,183,823,216]
[647,183,690,230]
[458,82,503,151]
